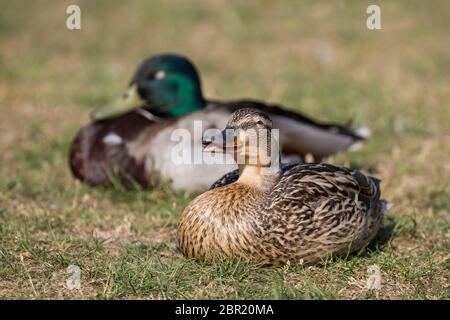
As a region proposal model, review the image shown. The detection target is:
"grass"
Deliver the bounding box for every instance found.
[0,0,449,299]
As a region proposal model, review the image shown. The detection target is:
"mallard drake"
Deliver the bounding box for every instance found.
[70,54,370,191]
[177,109,386,264]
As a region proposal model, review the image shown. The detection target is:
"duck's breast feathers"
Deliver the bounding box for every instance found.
[68,111,156,187]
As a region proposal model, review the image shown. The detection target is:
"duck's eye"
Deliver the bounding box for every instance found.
[146,70,166,80]
[155,70,166,80]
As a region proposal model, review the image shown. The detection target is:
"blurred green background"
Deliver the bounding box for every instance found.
[0,0,448,299]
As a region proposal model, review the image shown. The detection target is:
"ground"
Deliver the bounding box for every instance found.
[0,0,449,299]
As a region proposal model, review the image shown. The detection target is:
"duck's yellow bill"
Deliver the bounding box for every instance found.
[90,84,145,120]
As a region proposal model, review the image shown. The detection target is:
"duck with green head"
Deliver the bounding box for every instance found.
[70,53,370,191]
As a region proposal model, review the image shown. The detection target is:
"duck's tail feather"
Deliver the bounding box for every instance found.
[380,200,393,215]
[368,176,382,202]
[367,176,392,224]
[354,126,372,139]
[348,127,371,151]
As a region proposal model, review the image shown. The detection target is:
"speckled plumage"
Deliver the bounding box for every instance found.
[177,109,385,264]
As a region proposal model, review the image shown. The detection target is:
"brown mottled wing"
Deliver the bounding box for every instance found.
[264,163,382,261]
[69,111,154,187]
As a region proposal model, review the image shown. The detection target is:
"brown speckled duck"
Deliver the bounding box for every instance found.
[177,108,387,264]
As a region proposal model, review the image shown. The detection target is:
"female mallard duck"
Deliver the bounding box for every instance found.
[177,109,386,264]
[70,54,370,191]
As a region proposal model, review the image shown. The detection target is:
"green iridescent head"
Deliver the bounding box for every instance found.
[91,54,206,120]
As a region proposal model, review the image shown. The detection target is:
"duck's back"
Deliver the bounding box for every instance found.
[262,163,384,264]
[209,99,369,161]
